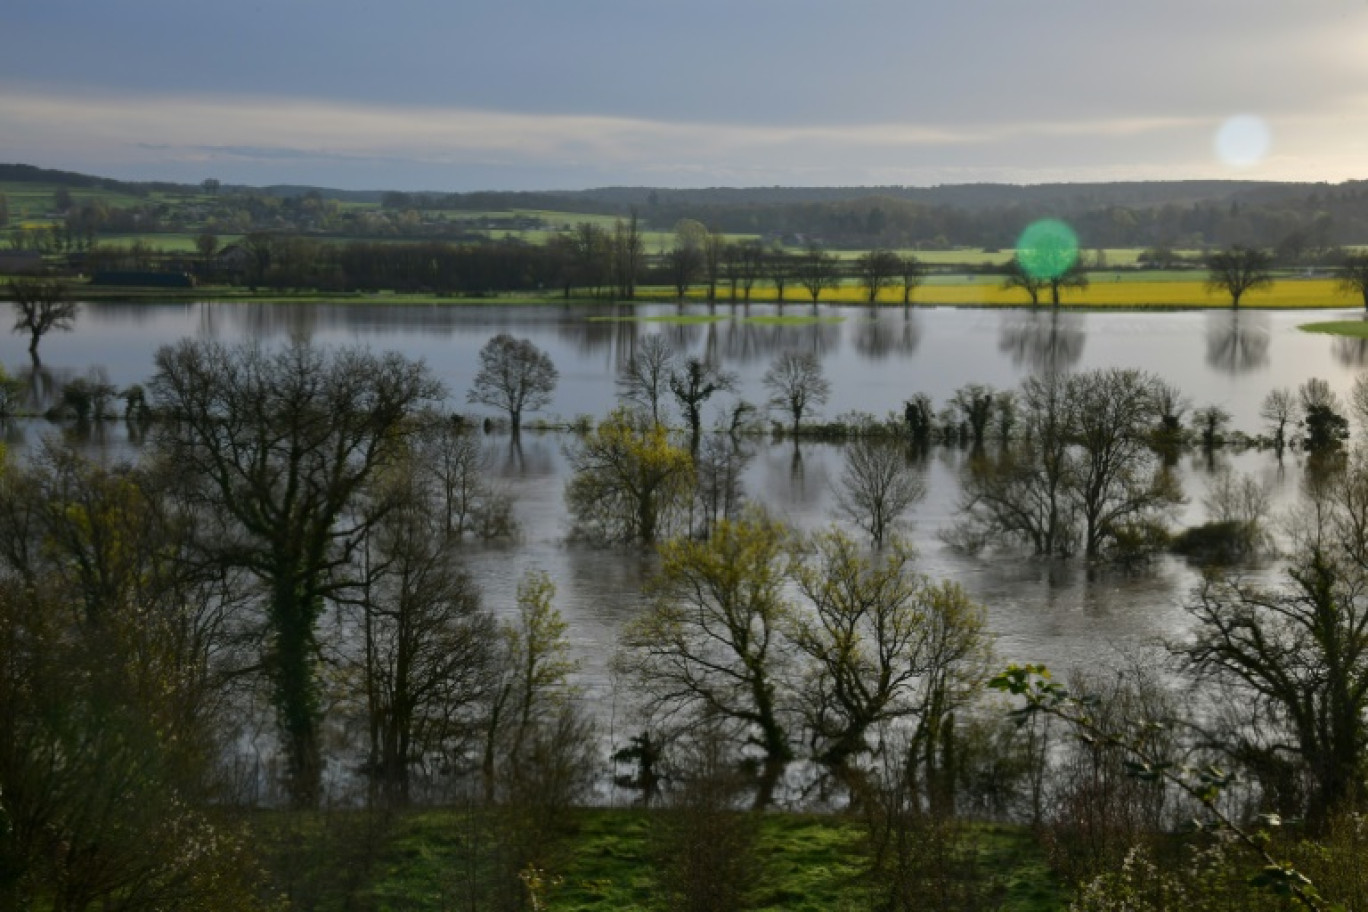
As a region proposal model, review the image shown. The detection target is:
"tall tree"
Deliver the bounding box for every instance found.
[149,337,443,805]
[1207,245,1274,308]
[619,512,795,807]
[835,437,924,548]
[612,211,644,300]
[617,334,677,427]
[767,248,792,304]
[1069,368,1178,560]
[467,333,558,437]
[342,465,496,804]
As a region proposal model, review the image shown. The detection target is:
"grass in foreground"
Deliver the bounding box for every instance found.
[254,806,1065,912]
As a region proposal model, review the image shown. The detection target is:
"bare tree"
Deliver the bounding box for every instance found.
[669,219,708,300]
[736,240,765,304]
[1069,368,1180,560]
[8,278,76,367]
[467,334,558,437]
[611,211,644,300]
[835,437,925,548]
[693,433,752,540]
[1338,251,1368,311]
[1046,262,1090,306]
[414,414,516,539]
[763,350,831,438]
[702,228,726,302]
[948,384,997,448]
[1260,387,1298,455]
[617,333,676,427]
[1207,245,1274,308]
[341,467,497,804]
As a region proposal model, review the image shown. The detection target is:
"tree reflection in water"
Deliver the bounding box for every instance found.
[998,310,1085,375]
[852,308,921,360]
[1329,314,1368,368]
[1205,310,1270,375]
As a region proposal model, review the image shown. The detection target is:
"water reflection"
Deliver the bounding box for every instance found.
[852,309,921,360]
[1205,311,1270,375]
[1332,336,1368,368]
[1329,314,1368,367]
[998,310,1085,374]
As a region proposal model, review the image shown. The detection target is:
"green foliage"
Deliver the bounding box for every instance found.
[565,409,695,545]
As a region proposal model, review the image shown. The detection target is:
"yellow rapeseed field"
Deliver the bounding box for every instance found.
[798,278,1349,309]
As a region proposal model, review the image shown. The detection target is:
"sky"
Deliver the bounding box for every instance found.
[3,0,1368,192]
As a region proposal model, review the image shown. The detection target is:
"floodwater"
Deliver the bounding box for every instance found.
[2,300,1360,703]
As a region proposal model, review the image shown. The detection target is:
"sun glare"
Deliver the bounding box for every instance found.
[1215,114,1272,168]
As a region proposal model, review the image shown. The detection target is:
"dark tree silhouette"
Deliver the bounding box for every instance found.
[8,279,76,366]
[467,334,558,437]
[150,338,443,806]
[1207,245,1274,308]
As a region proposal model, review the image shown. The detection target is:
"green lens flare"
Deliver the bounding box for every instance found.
[1016,219,1079,281]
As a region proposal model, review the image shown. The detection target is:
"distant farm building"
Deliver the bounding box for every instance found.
[0,252,44,275]
[91,271,196,288]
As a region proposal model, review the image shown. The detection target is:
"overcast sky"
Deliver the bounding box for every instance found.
[3,0,1367,191]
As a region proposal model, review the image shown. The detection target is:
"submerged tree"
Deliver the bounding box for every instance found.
[565,408,694,546]
[835,437,924,548]
[617,334,677,427]
[467,333,558,436]
[150,337,443,806]
[342,465,497,804]
[8,278,76,367]
[954,368,1179,561]
[763,350,831,438]
[619,512,795,807]
[789,529,990,800]
[669,356,735,454]
[1180,456,1368,827]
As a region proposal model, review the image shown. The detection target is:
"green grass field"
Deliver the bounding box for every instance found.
[1299,319,1368,337]
[261,807,1065,912]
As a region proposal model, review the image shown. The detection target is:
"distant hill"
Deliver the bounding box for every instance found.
[0,161,1344,212]
[3,162,1366,251]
